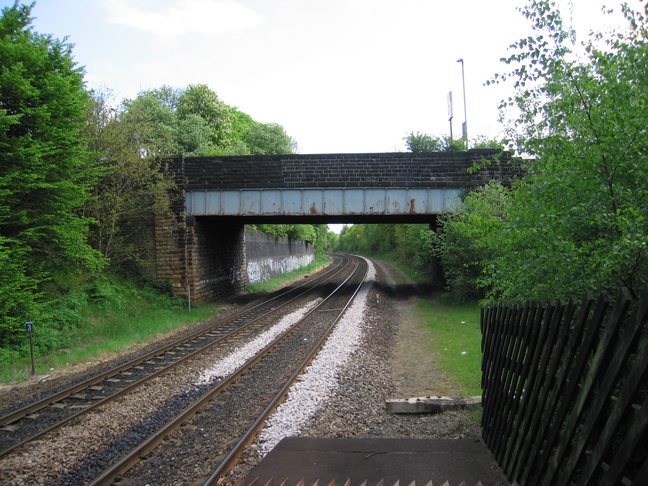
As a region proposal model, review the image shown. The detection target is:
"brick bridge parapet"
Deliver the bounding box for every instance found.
[167,148,522,191]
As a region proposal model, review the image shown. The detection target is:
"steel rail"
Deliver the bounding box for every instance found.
[87,256,366,486]
[204,256,370,485]
[0,256,348,458]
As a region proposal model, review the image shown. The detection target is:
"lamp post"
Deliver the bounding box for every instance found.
[457,58,467,140]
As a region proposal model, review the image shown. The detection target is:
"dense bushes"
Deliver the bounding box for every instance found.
[0,272,184,370]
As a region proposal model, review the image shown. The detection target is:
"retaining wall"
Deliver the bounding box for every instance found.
[245,229,314,285]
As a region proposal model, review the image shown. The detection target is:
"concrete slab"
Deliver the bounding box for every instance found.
[244,438,509,486]
[386,396,482,414]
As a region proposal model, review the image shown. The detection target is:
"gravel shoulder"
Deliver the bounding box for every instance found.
[299,257,481,441]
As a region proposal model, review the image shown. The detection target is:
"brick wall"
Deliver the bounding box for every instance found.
[153,165,190,295]
[170,149,522,191]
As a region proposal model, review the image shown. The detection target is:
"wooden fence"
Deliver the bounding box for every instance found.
[480,287,648,486]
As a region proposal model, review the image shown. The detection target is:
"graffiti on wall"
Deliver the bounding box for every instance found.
[247,254,314,284]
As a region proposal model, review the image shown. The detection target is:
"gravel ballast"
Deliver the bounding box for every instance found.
[0,257,482,485]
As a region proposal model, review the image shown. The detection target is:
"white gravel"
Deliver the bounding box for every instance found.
[258,257,376,454]
[195,298,324,386]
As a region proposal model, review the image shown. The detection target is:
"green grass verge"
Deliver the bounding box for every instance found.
[2,257,331,384]
[245,255,330,293]
[0,303,218,384]
[414,296,483,396]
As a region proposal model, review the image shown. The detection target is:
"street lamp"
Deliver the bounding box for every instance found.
[457,58,467,140]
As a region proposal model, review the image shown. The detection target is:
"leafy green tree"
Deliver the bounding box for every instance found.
[337,224,363,253]
[121,86,297,158]
[177,84,234,150]
[312,224,334,255]
[0,1,102,277]
[0,2,103,344]
[121,91,177,156]
[244,122,297,155]
[433,181,512,302]
[481,0,648,301]
[227,106,255,154]
[85,90,174,266]
[174,114,217,156]
[148,85,183,110]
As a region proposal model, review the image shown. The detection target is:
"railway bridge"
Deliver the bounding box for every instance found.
[152,149,522,303]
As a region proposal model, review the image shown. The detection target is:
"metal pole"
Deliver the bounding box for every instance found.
[26,316,35,375]
[457,58,467,140]
[30,333,35,375]
[447,91,454,140]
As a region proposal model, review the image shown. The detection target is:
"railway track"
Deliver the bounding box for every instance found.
[92,255,368,486]
[0,254,369,485]
[0,255,349,458]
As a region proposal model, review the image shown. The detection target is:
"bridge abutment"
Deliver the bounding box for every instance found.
[152,161,247,303]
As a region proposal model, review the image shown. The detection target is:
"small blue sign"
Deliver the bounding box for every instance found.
[25,321,33,333]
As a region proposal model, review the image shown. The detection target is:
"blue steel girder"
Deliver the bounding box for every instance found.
[185,187,464,217]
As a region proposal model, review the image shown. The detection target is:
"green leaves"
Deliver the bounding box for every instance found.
[0,2,101,279]
[121,84,297,157]
[244,122,297,155]
[472,1,648,301]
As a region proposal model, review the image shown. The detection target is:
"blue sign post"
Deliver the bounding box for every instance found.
[26,320,35,375]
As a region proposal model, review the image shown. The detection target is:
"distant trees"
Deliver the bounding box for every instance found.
[403,132,503,152]
[404,133,467,152]
[121,84,297,157]
[336,224,435,278]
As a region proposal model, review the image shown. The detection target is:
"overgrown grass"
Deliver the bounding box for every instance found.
[245,255,330,293]
[413,295,482,396]
[0,276,218,384]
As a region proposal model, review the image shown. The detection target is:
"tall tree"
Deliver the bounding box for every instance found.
[85,90,174,265]
[0,2,102,343]
[0,2,101,277]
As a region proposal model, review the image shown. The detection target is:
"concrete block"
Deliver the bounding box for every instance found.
[386,396,482,414]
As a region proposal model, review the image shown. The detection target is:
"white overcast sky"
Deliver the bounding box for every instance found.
[3,0,629,154]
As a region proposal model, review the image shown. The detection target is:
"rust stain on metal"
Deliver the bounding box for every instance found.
[409,198,416,214]
[309,202,320,214]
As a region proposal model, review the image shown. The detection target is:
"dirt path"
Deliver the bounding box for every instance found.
[371,259,463,398]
